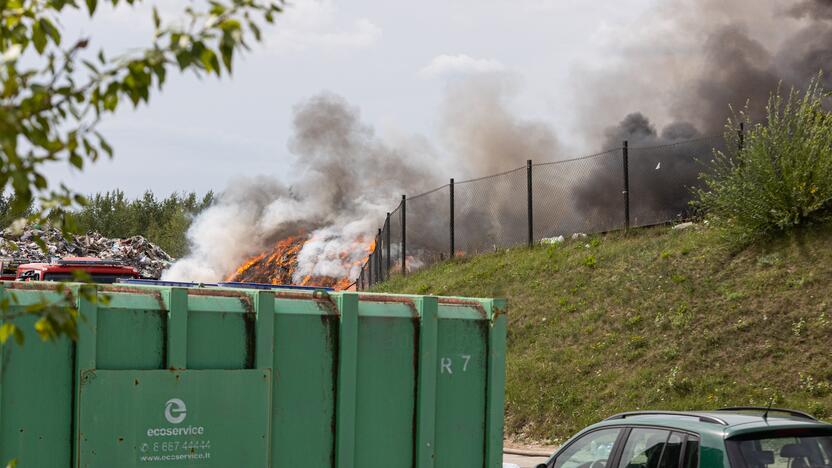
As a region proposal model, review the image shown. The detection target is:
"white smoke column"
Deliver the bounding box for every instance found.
[162,176,290,282]
[292,218,375,282]
[164,92,442,282]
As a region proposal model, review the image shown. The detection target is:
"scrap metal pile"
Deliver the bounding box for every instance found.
[0,226,173,278]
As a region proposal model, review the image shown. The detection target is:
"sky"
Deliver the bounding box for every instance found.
[44,0,656,197]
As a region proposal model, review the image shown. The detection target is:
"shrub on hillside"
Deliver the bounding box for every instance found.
[696,77,832,242]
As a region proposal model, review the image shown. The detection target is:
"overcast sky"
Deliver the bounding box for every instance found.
[45,0,656,197]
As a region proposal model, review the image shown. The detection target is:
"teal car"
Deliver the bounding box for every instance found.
[536,407,832,468]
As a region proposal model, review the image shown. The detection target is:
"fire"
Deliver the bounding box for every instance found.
[227,234,375,290]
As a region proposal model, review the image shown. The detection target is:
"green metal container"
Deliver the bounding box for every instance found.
[0,283,506,468]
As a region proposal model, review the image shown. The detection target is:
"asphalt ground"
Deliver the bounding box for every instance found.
[504,453,550,467]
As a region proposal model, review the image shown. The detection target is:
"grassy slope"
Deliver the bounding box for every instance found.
[375,224,832,444]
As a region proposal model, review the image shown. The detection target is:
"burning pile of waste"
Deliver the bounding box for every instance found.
[226,234,370,290]
[0,226,173,278]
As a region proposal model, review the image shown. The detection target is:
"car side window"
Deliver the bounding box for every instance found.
[658,433,684,468]
[553,428,623,468]
[617,428,671,468]
[683,435,700,468]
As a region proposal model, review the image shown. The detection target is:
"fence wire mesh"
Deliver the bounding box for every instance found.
[628,135,723,228]
[357,134,730,290]
[534,149,624,238]
[407,185,450,272]
[387,202,403,274]
[455,166,528,255]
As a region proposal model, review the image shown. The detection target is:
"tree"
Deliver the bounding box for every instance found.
[0,192,33,227]
[0,0,283,345]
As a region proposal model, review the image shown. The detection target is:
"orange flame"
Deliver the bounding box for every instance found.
[227,234,375,290]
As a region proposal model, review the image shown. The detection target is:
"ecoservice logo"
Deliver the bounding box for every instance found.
[164,398,187,424]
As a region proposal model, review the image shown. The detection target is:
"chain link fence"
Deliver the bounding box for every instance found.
[456,167,528,255]
[628,136,723,228]
[356,134,732,290]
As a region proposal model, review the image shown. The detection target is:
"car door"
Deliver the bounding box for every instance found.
[547,427,626,468]
[616,428,700,468]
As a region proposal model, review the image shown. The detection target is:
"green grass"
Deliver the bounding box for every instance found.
[374,224,832,444]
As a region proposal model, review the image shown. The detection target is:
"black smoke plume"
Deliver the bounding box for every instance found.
[575,0,832,224]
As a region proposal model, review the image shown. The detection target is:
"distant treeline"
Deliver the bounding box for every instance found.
[0,190,214,258]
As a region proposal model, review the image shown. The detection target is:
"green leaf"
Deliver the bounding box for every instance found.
[82,60,99,74]
[98,136,113,157]
[152,6,160,29]
[174,50,192,70]
[209,3,226,15]
[32,21,47,54]
[33,173,47,189]
[0,323,16,344]
[219,19,241,33]
[69,153,83,169]
[86,0,97,15]
[40,18,61,45]
[6,457,18,468]
[200,48,220,75]
[220,43,233,73]
[34,317,51,340]
[0,323,23,345]
[248,21,262,41]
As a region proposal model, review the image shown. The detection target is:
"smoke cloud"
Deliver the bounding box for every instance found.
[573,0,832,225]
[166,72,563,281]
[164,93,442,282]
[167,0,832,283]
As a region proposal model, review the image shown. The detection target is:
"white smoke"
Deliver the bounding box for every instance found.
[292,219,375,282]
[163,92,443,283]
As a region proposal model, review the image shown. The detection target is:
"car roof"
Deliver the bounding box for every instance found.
[584,409,832,440]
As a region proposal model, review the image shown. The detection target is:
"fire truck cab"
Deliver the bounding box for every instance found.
[0,257,20,281]
[16,257,141,284]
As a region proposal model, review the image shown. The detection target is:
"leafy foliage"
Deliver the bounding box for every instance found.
[696,77,832,243]
[0,0,282,346]
[0,192,33,227]
[1,277,100,345]
[0,0,282,229]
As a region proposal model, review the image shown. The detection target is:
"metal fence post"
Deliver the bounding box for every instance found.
[376,228,383,283]
[385,213,391,277]
[623,141,630,232]
[449,178,455,260]
[738,122,745,152]
[527,160,533,247]
[401,194,407,276]
[368,253,373,287]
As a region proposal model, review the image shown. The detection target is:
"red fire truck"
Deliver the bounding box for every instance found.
[15,257,142,283]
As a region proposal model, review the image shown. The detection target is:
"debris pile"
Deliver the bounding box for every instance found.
[0,226,173,278]
[227,235,353,289]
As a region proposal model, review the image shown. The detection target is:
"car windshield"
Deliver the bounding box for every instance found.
[728,430,832,468]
